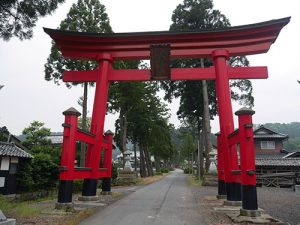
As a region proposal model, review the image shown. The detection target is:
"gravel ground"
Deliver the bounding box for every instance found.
[192,185,300,225]
[191,186,233,225]
[257,187,300,225]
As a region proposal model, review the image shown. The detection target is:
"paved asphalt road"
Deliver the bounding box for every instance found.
[80,169,208,225]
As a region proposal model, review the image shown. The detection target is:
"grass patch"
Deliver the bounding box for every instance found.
[187,175,203,187]
[0,196,42,217]
[136,173,167,186]
[62,209,94,225]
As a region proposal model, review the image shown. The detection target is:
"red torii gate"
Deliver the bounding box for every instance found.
[44,17,289,215]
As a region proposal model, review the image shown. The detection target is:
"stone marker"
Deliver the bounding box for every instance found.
[0,210,16,225]
[295,185,300,195]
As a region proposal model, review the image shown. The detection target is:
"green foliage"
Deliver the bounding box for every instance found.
[31,153,58,190]
[22,121,51,149]
[78,116,91,131]
[18,121,59,192]
[0,196,42,217]
[161,168,169,173]
[73,180,83,193]
[0,0,64,40]
[264,122,300,138]
[112,163,118,184]
[285,137,300,150]
[170,0,230,31]
[181,132,196,159]
[17,154,58,192]
[148,117,174,161]
[263,122,300,150]
[16,159,34,192]
[162,0,253,129]
[44,0,112,87]
[183,168,190,174]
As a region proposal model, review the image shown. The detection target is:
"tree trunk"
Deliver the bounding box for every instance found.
[154,155,161,174]
[201,58,213,173]
[139,143,147,177]
[80,82,88,167]
[120,109,127,167]
[198,127,205,178]
[133,142,137,172]
[119,109,127,153]
[144,145,153,176]
[203,112,212,172]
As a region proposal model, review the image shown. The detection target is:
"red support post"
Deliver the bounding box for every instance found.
[57,107,81,205]
[60,107,81,180]
[101,130,114,195]
[212,49,241,203]
[82,53,112,197]
[235,108,260,217]
[103,130,114,177]
[216,133,226,198]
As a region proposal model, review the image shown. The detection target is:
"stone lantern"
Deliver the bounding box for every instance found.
[116,150,136,185]
[123,150,133,171]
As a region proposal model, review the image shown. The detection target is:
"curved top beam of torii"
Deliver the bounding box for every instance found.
[44,17,290,61]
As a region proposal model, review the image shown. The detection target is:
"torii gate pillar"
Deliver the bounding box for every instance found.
[213,50,241,203]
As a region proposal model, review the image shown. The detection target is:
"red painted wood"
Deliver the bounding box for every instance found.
[63,70,97,82]
[237,112,257,186]
[60,114,78,180]
[213,49,240,184]
[110,69,150,81]
[85,57,111,179]
[228,132,239,147]
[63,66,267,82]
[217,135,225,181]
[44,17,290,60]
[76,131,95,145]
[102,134,113,177]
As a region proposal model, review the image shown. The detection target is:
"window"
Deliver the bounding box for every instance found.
[9,164,17,174]
[260,141,275,150]
[0,157,10,170]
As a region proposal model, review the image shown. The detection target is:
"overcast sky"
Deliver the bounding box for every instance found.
[0,0,299,135]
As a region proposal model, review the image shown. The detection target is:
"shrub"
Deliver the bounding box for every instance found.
[112,163,118,184]
[31,153,58,190]
[17,153,58,192]
[17,159,34,192]
[161,168,169,173]
[183,168,189,174]
[73,180,83,193]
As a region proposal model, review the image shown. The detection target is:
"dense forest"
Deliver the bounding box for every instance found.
[262,122,300,150]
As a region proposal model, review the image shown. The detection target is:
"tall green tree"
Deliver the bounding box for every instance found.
[22,121,51,149]
[181,132,196,173]
[44,0,112,166]
[150,118,174,173]
[163,0,254,172]
[18,121,59,192]
[123,82,170,177]
[0,0,65,40]
[108,61,140,156]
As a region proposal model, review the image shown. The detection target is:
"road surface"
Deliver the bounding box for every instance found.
[80,169,208,225]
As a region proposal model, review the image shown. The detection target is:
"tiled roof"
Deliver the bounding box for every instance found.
[47,133,63,144]
[254,134,288,139]
[255,154,286,159]
[255,158,300,167]
[0,142,33,158]
[253,125,288,140]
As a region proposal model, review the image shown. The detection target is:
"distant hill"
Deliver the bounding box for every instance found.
[262,122,300,151]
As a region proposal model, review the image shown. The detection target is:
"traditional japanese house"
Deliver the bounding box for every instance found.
[254,125,288,155]
[0,142,32,195]
[253,126,300,187]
